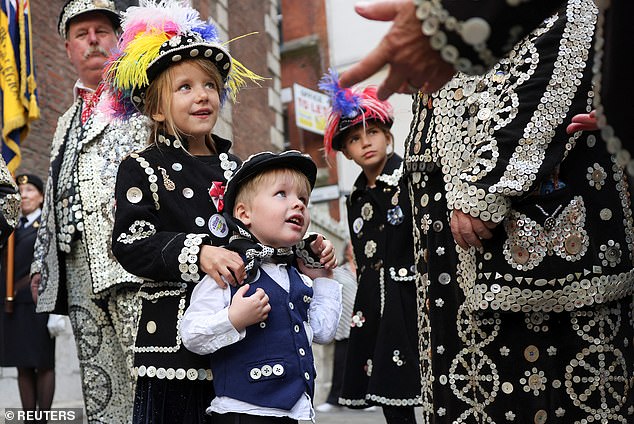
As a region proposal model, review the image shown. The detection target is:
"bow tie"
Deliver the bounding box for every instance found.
[222,213,324,284]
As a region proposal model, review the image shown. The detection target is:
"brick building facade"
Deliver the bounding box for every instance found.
[280,0,340,219]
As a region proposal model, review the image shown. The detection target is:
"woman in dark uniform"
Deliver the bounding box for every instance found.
[1,174,55,416]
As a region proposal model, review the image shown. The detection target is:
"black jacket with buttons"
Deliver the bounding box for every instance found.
[112,133,241,375]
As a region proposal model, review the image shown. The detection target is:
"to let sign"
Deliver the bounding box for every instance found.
[294,83,329,135]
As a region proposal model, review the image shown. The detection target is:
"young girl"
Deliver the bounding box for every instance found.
[102,2,263,423]
[320,71,421,424]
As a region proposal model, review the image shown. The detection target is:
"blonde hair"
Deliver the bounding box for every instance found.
[143,58,223,148]
[234,168,312,214]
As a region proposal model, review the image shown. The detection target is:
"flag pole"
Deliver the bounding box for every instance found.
[4,230,15,314]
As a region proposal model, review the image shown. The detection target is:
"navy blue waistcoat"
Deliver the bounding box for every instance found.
[211,267,315,410]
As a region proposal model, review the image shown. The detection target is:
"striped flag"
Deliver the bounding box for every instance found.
[0,0,40,172]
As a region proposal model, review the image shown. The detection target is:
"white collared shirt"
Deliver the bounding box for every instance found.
[181,262,342,422]
[19,208,41,228]
[72,79,94,102]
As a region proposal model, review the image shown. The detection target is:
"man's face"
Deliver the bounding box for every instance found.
[65,11,117,89]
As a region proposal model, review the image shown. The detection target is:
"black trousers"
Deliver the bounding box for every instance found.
[211,412,298,424]
[382,405,417,424]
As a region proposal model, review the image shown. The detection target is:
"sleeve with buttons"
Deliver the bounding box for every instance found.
[413,0,565,76]
[112,154,210,282]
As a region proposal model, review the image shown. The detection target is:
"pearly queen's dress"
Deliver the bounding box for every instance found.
[404,1,634,423]
[112,132,241,424]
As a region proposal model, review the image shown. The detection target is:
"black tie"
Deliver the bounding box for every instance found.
[17,216,28,229]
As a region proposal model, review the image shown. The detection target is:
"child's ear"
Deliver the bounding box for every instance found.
[234,202,251,227]
[152,112,166,122]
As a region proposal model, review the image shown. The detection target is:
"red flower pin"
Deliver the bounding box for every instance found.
[209,181,226,212]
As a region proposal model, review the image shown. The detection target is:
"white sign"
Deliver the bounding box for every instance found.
[293,83,329,135]
[310,184,340,203]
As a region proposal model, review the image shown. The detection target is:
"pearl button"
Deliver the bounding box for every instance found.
[461,17,491,46]
[250,368,262,380]
[126,187,143,203]
[261,365,272,377]
[272,364,284,376]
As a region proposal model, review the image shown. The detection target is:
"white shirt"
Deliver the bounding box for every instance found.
[19,208,41,228]
[181,262,342,422]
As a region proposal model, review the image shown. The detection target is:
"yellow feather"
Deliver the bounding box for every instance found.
[225,58,267,103]
[107,31,169,90]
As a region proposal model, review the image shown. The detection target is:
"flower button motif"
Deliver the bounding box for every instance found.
[387,205,404,225]
[351,311,366,328]
[364,240,377,258]
[599,240,621,267]
[361,202,373,220]
[586,163,606,190]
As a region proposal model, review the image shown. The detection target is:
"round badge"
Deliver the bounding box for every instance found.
[208,214,229,238]
[353,217,364,234]
[195,217,205,227]
[126,187,143,204]
[172,162,182,171]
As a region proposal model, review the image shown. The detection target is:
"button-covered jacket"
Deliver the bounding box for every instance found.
[112,132,241,380]
[32,98,148,314]
[347,154,416,287]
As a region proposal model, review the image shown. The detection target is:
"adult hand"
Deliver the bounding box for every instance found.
[339,0,455,99]
[228,284,271,331]
[450,209,497,250]
[199,245,246,288]
[30,273,41,303]
[566,110,598,134]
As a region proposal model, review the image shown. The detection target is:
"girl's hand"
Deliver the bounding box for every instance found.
[310,234,337,270]
[228,284,271,331]
[450,209,497,250]
[199,245,246,288]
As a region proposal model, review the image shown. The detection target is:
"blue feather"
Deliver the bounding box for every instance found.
[318,68,360,119]
[192,23,219,43]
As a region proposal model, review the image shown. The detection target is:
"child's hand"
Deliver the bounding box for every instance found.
[199,245,246,288]
[228,284,271,331]
[310,234,337,270]
[298,259,334,280]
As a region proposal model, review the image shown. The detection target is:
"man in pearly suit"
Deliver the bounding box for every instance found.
[0,156,20,245]
[29,1,149,422]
